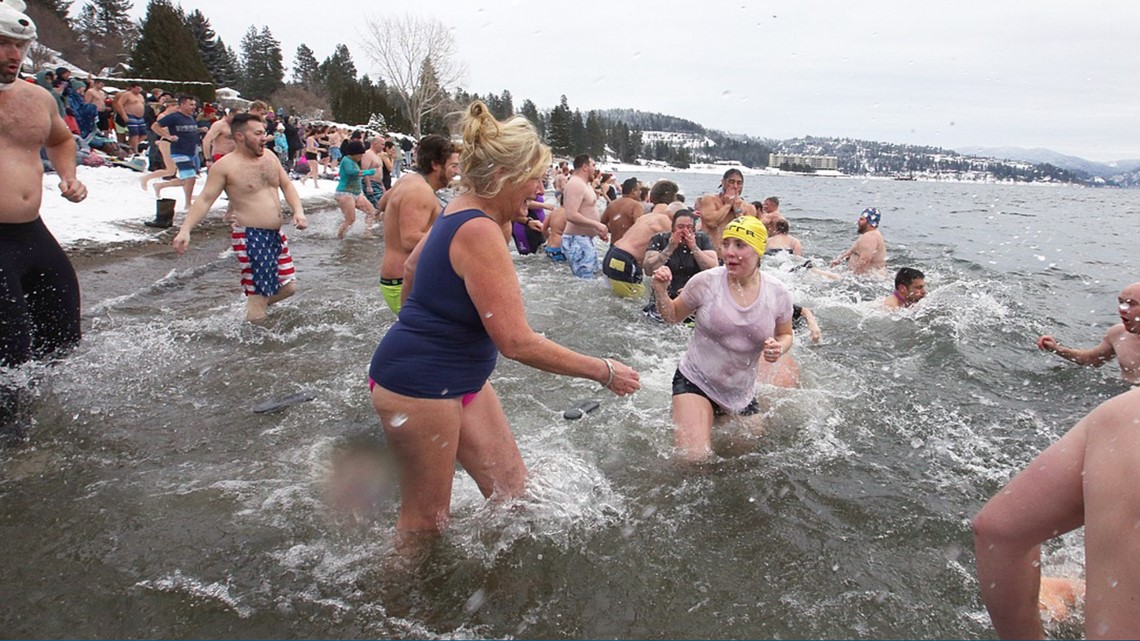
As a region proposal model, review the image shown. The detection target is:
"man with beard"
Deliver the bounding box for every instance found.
[377,134,460,314]
[1036,282,1140,385]
[172,114,308,322]
[829,207,886,275]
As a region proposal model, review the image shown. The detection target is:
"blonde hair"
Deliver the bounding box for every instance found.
[459,100,551,199]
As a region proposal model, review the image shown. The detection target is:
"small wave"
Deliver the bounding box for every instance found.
[135,570,253,618]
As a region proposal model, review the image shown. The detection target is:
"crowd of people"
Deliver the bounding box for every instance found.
[4,0,1140,635]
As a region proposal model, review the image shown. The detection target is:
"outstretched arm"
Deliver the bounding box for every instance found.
[1036,332,1116,368]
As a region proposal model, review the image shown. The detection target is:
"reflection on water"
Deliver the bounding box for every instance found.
[3,175,1134,638]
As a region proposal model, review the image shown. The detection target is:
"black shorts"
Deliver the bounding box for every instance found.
[671,369,760,417]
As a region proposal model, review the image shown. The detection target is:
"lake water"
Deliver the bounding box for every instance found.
[1,173,1137,638]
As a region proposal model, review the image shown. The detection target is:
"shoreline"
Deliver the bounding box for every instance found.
[43,164,339,259]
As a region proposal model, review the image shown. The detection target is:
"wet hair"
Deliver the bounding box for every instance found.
[572,154,591,170]
[231,112,263,134]
[415,134,455,174]
[751,200,764,211]
[459,100,551,199]
[895,267,925,289]
[722,168,743,181]
[672,209,697,227]
[765,196,780,208]
[675,193,685,203]
[649,180,680,205]
[621,177,640,195]
[773,219,790,235]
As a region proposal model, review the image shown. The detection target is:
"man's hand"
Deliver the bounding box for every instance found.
[1036,335,1059,352]
[58,178,87,203]
[172,229,191,254]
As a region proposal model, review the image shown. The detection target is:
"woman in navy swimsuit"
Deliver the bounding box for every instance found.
[368,101,640,547]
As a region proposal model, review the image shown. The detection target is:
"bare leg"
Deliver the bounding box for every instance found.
[152,177,185,201]
[357,194,377,232]
[372,386,463,536]
[181,178,196,212]
[336,195,356,239]
[455,382,527,499]
[672,393,716,463]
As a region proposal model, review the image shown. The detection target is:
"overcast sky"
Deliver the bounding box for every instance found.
[130,0,1140,162]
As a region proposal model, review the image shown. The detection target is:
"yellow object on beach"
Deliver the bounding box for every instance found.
[722,216,768,256]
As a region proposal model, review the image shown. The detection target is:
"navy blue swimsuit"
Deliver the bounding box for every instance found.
[369,209,498,398]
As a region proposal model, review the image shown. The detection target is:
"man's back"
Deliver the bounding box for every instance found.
[381,174,442,278]
[602,196,643,244]
[614,210,672,264]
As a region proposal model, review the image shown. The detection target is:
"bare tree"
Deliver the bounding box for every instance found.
[359,13,465,137]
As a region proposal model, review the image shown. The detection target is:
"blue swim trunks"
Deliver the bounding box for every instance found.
[562,234,598,279]
[126,114,147,137]
[232,226,295,297]
[171,154,200,180]
[545,245,566,263]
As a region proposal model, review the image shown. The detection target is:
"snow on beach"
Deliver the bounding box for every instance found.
[40,164,339,251]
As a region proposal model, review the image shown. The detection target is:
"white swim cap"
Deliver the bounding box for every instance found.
[0,0,37,41]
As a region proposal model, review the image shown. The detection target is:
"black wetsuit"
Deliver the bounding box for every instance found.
[0,218,81,367]
[0,218,81,438]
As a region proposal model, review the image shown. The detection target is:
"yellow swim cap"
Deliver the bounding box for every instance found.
[722,216,768,257]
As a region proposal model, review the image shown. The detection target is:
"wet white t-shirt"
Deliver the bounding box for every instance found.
[677,267,794,412]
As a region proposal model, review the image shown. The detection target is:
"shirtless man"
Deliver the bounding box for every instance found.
[694,168,757,258]
[602,180,678,297]
[112,81,146,154]
[0,4,88,439]
[561,154,607,278]
[552,161,569,204]
[201,109,236,165]
[883,267,926,310]
[360,136,385,212]
[759,196,785,226]
[600,177,644,245]
[172,114,308,322]
[1036,282,1140,385]
[830,207,886,275]
[542,206,567,263]
[377,134,458,314]
[973,385,1140,639]
[83,77,109,133]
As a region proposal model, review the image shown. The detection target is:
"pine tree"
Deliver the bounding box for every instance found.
[27,0,72,21]
[238,25,285,99]
[73,0,137,70]
[585,110,606,160]
[292,44,319,89]
[569,108,586,155]
[317,44,356,95]
[211,39,239,88]
[131,0,212,83]
[519,99,544,138]
[547,95,572,156]
[184,9,232,87]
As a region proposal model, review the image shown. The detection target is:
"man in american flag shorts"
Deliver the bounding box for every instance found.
[173,113,308,321]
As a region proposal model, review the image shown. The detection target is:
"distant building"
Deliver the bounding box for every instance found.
[767,153,838,171]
